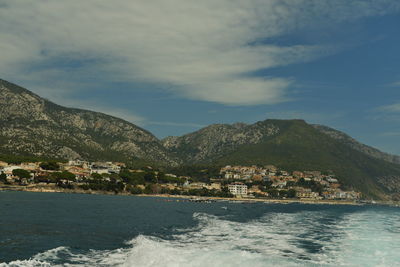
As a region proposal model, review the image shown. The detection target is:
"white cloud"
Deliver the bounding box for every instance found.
[369,103,400,123]
[387,81,400,87]
[1,0,399,106]
[379,103,400,113]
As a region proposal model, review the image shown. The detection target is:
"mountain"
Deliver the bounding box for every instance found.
[163,120,400,200]
[1,79,400,199]
[0,79,177,166]
[162,121,280,163]
[312,124,400,164]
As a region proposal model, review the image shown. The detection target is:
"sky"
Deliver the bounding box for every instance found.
[1,0,400,154]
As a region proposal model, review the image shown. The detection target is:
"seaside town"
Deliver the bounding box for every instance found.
[0,159,361,201]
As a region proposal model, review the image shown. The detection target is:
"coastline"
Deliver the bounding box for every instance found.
[2,183,393,206]
[141,193,364,206]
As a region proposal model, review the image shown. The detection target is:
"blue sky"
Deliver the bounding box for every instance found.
[1,0,400,154]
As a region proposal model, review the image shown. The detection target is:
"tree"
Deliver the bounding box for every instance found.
[286,181,296,187]
[120,169,145,185]
[280,190,288,197]
[0,173,7,183]
[129,186,143,194]
[91,173,103,180]
[12,169,31,179]
[170,188,182,195]
[287,189,297,198]
[143,184,160,194]
[58,171,76,181]
[267,189,279,198]
[144,172,157,183]
[40,161,60,170]
[157,172,166,182]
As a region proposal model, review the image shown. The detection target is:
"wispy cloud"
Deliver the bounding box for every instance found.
[378,103,400,113]
[387,81,400,87]
[1,0,400,106]
[369,103,400,123]
[381,131,400,137]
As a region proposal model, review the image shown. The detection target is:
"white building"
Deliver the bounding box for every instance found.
[228,183,248,196]
[2,166,24,177]
[327,178,339,183]
[233,174,241,179]
[224,173,234,179]
[90,162,121,175]
[67,160,89,169]
[188,182,207,189]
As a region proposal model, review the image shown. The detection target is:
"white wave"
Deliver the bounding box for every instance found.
[325,210,400,267]
[0,260,51,267]
[2,209,400,267]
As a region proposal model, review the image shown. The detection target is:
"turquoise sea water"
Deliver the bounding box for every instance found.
[0,191,399,266]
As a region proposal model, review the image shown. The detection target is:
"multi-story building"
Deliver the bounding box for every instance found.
[296,190,320,199]
[228,183,248,196]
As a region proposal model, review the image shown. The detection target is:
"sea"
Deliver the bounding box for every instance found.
[0,191,399,267]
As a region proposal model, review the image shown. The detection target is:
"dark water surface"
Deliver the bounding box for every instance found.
[0,191,399,266]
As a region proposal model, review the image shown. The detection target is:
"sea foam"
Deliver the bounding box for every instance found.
[2,210,400,267]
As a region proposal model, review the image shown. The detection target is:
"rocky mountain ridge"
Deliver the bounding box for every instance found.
[162,120,400,166]
[162,121,281,163]
[0,79,176,165]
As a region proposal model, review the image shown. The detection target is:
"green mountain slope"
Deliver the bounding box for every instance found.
[163,120,400,199]
[312,124,400,164]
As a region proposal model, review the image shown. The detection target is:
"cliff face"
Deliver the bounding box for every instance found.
[0,79,177,165]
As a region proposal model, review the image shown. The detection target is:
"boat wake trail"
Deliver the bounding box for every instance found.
[2,209,400,266]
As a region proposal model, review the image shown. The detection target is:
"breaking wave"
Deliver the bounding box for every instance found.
[2,209,400,267]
